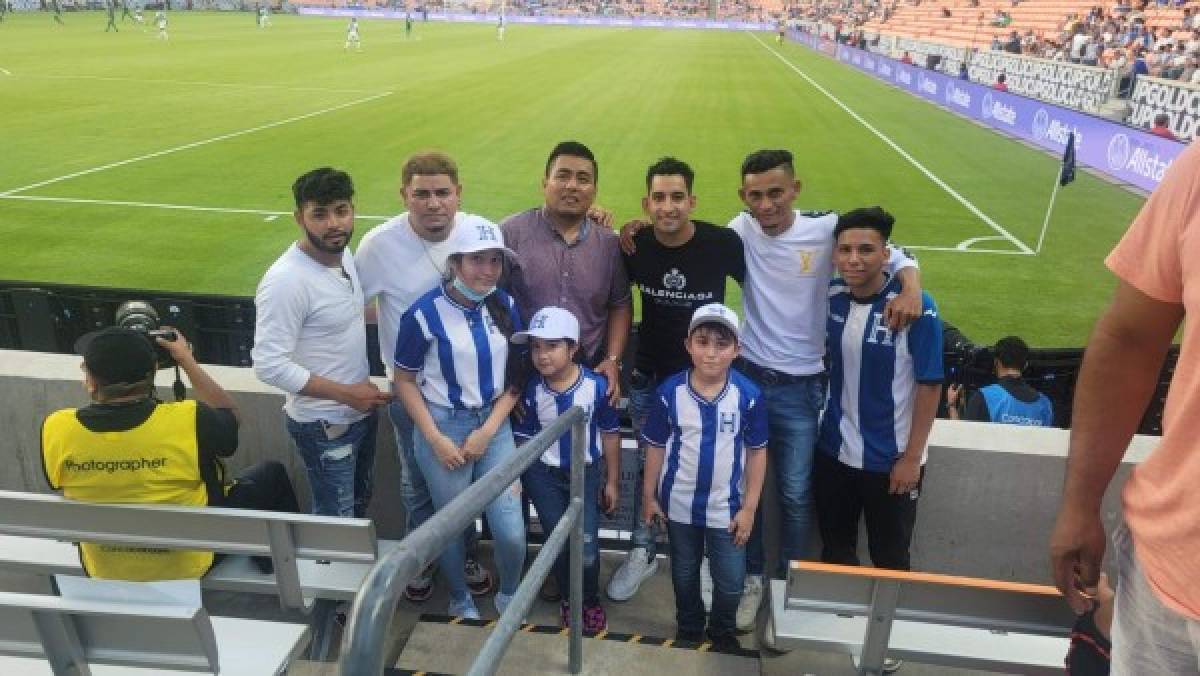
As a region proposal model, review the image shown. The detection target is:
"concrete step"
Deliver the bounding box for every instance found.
[394,614,761,675]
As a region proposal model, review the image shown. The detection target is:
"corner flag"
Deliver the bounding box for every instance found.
[1059,132,1076,187]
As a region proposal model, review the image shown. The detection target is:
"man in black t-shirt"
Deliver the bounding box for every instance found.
[607,157,746,602]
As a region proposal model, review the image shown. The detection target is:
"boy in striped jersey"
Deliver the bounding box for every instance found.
[814,207,943,572]
[512,306,620,631]
[641,303,768,651]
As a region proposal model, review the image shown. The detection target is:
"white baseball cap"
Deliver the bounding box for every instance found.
[449,215,516,258]
[511,306,580,344]
[688,303,740,340]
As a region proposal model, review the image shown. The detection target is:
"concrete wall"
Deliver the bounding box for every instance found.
[0,349,1157,584]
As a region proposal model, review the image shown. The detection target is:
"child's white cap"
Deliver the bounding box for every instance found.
[688,303,740,340]
[511,306,580,344]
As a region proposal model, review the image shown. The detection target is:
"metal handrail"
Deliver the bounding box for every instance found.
[340,406,587,676]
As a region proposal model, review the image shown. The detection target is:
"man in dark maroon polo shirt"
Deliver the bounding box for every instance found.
[500,141,632,405]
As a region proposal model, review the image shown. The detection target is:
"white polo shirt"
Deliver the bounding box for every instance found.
[252,244,368,424]
[731,209,916,376]
[356,212,481,378]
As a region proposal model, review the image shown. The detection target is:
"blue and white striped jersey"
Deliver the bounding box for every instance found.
[818,275,943,472]
[394,286,522,410]
[511,368,620,469]
[642,369,769,529]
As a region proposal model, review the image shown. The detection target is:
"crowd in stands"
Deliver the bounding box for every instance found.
[984,3,1200,85]
[799,0,1200,87]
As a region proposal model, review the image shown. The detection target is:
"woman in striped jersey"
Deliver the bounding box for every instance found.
[393,218,528,620]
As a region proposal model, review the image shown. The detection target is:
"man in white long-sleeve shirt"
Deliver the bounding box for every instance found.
[252,167,391,517]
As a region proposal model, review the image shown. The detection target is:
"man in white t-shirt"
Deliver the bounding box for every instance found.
[730,149,924,630]
[355,151,496,602]
[252,167,391,518]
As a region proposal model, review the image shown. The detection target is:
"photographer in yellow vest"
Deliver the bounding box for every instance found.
[41,327,298,581]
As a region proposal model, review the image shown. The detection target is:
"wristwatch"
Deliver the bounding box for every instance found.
[605,355,622,367]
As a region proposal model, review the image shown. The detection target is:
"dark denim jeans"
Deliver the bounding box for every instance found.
[666,519,746,639]
[627,369,660,557]
[285,411,378,518]
[523,460,601,605]
[742,365,825,578]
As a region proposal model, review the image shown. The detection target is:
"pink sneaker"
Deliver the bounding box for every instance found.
[582,602,607,633]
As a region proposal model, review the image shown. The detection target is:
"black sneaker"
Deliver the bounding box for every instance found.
[706,631,743,653]
[674,629,704,645]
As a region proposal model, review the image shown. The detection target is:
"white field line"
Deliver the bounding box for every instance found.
[905,244,1031,255]
[0,194,392,221]
[955,235,1010,250]
[22,73,379,94]
[748,32,1035,256]
[5,194,1029,254]
[0,91,393,197]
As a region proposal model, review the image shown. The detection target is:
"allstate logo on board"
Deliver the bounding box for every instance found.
[1107,134,1131,171]
[917,73,937,96]
[1032,109,1050,140]
[981,93,994,119]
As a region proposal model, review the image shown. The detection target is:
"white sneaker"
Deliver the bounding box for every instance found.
[760,608,792,654]
[606,547,659,602]
[699,558,713,612]
[448,596,481,620]
[736,574,764,632]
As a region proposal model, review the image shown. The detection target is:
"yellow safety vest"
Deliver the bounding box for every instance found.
[41,400,213,581]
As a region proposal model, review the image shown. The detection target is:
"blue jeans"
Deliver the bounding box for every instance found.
[390,400,477,555]
[743,367,825,578]
[666,519,745,638]
[523,460,601,605]
[627,369,660,557]
[414,402,525,602]
[285,411,378,518]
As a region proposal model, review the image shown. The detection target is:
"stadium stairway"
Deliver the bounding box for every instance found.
[392,614,760,675]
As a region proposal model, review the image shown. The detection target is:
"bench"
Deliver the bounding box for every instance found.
[767,561,1076,675]
[0,586,309,675]
[0,489,400,661]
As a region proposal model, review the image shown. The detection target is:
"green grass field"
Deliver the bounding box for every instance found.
[0,11,1147,346]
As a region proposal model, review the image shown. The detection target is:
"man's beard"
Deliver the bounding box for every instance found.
[306,228,351,254]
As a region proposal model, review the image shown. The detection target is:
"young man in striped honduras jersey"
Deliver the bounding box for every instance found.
[814,207,944,572]
[641,303,768,651]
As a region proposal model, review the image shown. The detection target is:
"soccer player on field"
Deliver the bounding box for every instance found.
[813,206,943,572]
[51,0,65,25]
[155,11,168,40]
[105,0,119,32]
[345,17,362,51]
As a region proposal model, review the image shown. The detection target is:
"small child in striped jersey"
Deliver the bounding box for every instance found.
[511,306,620,633]
[641,303,768,652]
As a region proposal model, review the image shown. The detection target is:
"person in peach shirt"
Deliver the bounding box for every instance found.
[1050,141,1200,673]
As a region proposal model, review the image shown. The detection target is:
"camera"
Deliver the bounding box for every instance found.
[115,300,178,368]
[942,321,992,387]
